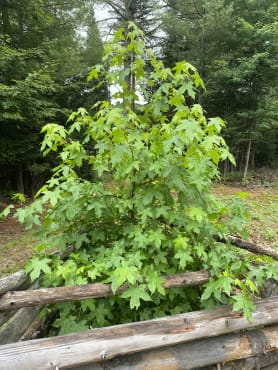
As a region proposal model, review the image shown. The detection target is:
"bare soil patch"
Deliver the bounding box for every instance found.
[0,196,36,277]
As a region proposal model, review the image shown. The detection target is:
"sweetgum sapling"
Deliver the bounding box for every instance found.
[18,23,277,333]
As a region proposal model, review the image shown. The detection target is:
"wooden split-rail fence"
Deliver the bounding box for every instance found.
[0,268,277,370]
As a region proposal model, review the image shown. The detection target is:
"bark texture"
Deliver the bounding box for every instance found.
[226,235,278,261]
[0,271,210,310]
[0,296,277,370]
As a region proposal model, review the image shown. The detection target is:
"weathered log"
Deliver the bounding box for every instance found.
[0,270,29,295]
[19,316,44,341]
[263,363,278,370]
[226,356,278,370]
[261,278,278,298]
[0,306,41,345]
[0,296,277,370]
[226,235,278,261]
[0,279,42,345]
[68,327,278,370]
[20,307,58,342]
[194,350,278,370]
[0,270,210,310]
[0,311,14,327]
[259,350,278,368]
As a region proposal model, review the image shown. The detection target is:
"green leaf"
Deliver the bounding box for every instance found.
[232,294,256,322]
[188,206,206,222]
[0,204,14,219]
[145,271,165,295]
[74,233,89,249]
[174,249,193,269]
[25,257,52,281]
[121,284,152,309]
[56,315,88,335]
[11,193,27,204]
[174,235,189,250]
[201,281,216,302]
[111,264,138,293]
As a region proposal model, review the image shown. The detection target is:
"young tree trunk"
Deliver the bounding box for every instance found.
[124,52,136,111]
[243,120,256,179]
[243,137,252,179]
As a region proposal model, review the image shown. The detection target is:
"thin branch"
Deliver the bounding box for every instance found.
[192,0,205,18]
[100,0,126,20]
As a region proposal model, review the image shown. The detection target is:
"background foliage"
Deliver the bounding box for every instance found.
[162,0,278,175]
[0,0,106,195]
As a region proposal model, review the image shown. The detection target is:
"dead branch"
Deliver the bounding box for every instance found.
[226,235,278,261]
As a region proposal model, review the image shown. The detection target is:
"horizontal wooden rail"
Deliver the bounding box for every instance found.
[0,270,210,310]
[62,326,278,370]
[0,296,277,370]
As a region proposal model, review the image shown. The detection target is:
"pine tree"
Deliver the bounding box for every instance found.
[162,0,278,173]
[0,0,105,194]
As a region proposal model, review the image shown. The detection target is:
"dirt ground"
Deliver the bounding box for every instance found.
[0,195,36,277]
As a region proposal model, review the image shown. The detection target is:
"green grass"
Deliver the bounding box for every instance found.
[0,229,37,278]
[246,192,278,247]
[214,185,278,248]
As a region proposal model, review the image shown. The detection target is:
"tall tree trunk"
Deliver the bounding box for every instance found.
[124,52,136,111]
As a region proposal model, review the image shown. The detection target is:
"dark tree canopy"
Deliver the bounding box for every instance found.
[162,0,278,174]
[0,0,106,195]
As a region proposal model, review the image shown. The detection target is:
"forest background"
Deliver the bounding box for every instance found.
[0,0,278,197]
